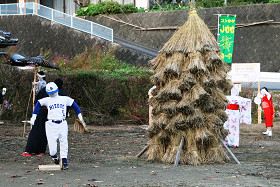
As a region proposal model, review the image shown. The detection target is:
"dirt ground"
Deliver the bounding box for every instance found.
[1,120,280,187]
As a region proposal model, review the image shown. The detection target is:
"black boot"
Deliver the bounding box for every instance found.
[61,158,68,170]
[51,154,59,165]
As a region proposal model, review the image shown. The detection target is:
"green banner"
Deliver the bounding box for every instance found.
[219,15,236,63]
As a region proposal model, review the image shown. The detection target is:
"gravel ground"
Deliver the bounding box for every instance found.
[1,120,280,187]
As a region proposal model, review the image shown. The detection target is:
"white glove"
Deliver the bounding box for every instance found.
[254,96,261,105]
[78,113,84,122]
[2,88,6,96]
[257,92,262,98]
[260,88,267,95]
[78,113,86,126]
[30,114,37,126]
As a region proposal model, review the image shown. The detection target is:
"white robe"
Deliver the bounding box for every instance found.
[224,95,251,147]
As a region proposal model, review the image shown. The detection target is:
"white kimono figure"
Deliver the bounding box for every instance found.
[0,88,6,121]
[224,85,246,147]
[148,86,156,126]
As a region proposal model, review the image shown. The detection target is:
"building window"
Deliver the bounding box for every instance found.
[0,0,18,4]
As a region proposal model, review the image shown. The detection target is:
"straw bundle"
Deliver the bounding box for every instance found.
[207,113,224,127]
[162,136,182,163]
[186,52,207,74]
[149,53,166,70]
[204,51,223,66]
[150,68,165,86]
[200,97,215,113]
[146,3,231,165]
[177,98,195,115]
[185,108,204,128]
[160,10,220,54]
[212,90,228,109]
[199,74,216,88]
[179,74,196,91]
[146,122,161,138]
[164,52,185,78]
[206,140,229,163]
[151,113,169,129]
[158,130,170,141]
[172,112,188,130]
[147,137,167,161]
[155,80,182,101]
[195,128,213,143]
[161,100,178,116]
[216,109,228,122]
[182,73,196,86]
[190,84,210,106]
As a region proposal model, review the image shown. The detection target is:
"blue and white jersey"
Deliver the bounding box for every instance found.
[37,96,74,120]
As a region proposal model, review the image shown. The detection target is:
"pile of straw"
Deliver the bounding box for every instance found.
[146,5,231,165]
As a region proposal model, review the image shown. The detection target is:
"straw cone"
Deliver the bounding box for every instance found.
[147,6,231,165]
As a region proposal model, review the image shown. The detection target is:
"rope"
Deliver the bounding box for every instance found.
[189,10,197,15]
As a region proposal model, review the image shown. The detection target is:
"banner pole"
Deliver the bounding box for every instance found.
[217,14,220,43]
[258,81,261,124]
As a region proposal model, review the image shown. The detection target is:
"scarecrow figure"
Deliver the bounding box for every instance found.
[34,71,47,95]
[0,88,7,123]
[223,85,249,148]
[148,86,157,126]
[260,87,274,136]
[146,2,232,165]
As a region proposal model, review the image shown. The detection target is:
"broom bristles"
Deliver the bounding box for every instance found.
[74,119,89,133]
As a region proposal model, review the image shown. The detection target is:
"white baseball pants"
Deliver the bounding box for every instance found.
[45,120,68,158]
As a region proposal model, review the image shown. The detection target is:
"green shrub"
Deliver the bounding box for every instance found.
[269,0,280,3]
[76,1,140,16]
[102,1,121,14]
[1,45,152,124]
[196,0,225,8]
[76,3,105,16]
[228,0,269,5]
[76,7,87,16]
[120,4,138,14]
[87,3,104,15]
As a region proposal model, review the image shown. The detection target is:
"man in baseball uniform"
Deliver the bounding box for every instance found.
[30,82,86,170]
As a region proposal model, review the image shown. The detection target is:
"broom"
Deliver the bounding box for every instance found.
[74,119,89,133]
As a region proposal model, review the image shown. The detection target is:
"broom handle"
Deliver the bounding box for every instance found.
[219,138,241,164]
[23,88,33,137]
[174,137,184,167]
[32,66,38,110]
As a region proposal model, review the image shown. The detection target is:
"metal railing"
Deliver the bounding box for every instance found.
[0,3,113,42]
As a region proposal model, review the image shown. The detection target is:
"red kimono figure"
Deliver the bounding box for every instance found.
[261,87,274,136]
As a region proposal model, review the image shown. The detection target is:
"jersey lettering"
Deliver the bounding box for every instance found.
[49,104,65,110]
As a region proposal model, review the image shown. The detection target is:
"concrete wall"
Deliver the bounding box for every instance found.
[0,3,279,72]
[0,15,152,66]
[87,3,280,72]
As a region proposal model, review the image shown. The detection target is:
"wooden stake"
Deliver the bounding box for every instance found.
[258,81,261,124]
[23,88,33,137]
[136,143,150,158]
[32,66,38,110]
[219,138,241,165]
[174,137,184,167]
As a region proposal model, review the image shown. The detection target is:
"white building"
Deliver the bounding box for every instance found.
[0,0,150,16]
